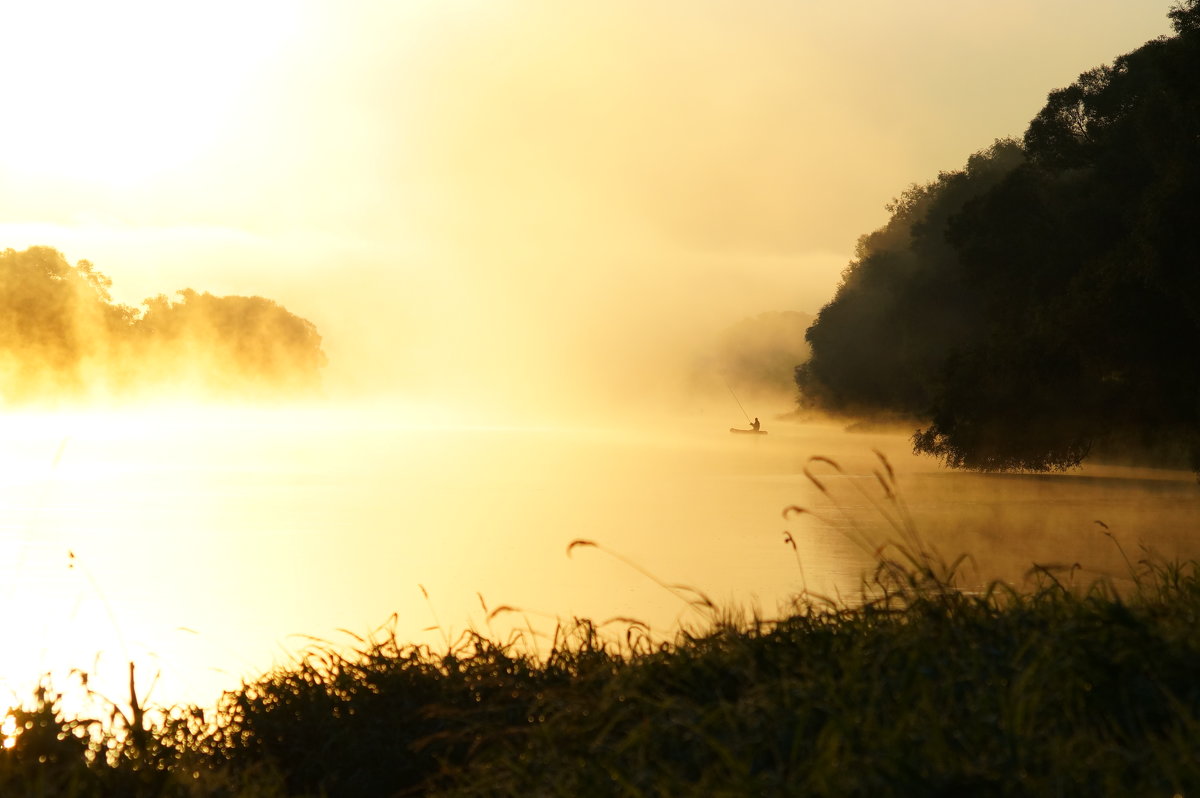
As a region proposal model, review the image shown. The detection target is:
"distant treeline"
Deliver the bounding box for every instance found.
[0,246,325,402]
[797,1,1200,472]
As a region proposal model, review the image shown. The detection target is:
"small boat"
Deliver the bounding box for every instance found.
[729,427,767,435]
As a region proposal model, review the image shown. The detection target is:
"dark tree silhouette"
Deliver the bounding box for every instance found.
[800,3,1200,471]
[795,140,1025,420]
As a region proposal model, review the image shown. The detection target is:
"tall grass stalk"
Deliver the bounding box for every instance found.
[2,455,1199,796]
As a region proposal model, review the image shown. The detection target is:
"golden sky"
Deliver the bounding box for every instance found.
[0,0,1175,416]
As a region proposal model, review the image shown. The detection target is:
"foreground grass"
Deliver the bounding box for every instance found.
[4,454,1199,796]
[4,551,1200,797]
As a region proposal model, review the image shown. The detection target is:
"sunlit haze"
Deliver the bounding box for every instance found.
[0,0,1175,421]
[0,1,1192,717]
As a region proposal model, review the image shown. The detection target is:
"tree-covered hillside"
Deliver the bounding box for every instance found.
[797,1,1200,471]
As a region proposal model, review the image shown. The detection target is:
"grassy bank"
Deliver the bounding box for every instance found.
[4,552,1200,796]
[4,458,1199,796]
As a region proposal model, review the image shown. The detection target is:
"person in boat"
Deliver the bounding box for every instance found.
[751,417,760,431]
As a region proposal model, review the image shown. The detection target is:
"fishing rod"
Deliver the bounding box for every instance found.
[722,376,753,425]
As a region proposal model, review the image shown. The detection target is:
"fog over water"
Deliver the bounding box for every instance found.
[0,3,1175,417]
[0,1,1190,717]
[0,401,1196,712]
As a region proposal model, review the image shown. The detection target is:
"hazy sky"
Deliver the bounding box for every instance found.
[0,1,1176,417]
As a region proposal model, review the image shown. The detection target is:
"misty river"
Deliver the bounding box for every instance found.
[0,404,1197,712]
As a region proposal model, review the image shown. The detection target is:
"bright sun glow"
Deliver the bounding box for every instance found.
[0,1,305,188]
[0,0,1185,737]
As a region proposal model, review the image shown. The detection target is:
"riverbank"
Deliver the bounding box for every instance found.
[3,535,1199,797]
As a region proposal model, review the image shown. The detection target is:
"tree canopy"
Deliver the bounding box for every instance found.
[797,2,1200,471]
[0,246,326,403]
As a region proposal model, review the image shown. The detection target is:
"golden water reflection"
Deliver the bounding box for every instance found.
[0,406,1195,713]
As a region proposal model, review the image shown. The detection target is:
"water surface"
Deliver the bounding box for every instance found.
[0,406,1195,711]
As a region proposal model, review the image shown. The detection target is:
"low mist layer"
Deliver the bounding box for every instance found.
[0,246,325,404]
[688,311,813,412]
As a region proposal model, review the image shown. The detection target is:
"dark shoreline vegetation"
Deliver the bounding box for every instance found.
[796,1,1200,474]
[3,457,1200,797]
